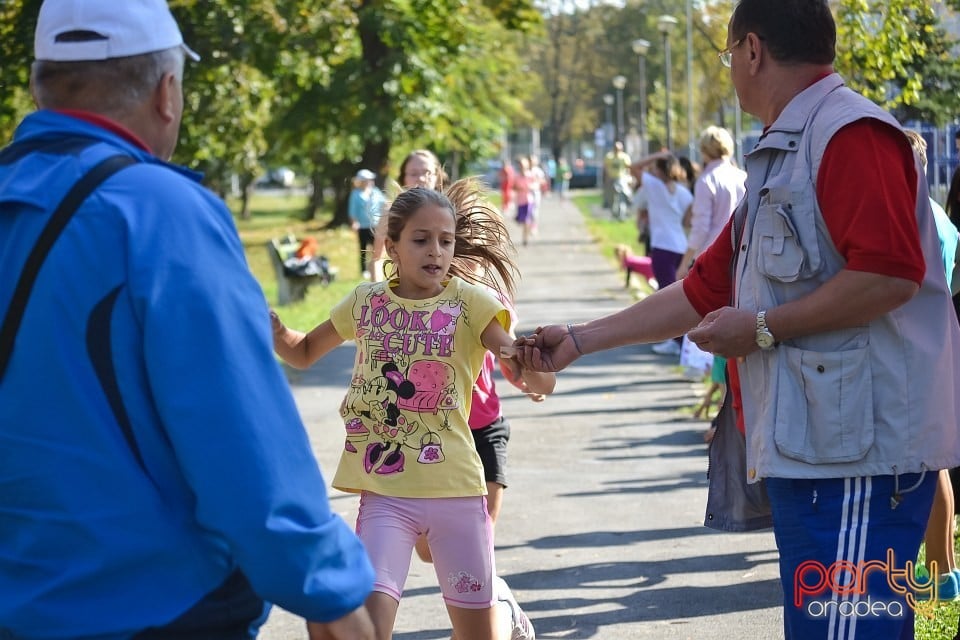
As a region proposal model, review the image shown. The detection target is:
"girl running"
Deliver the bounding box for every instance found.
[271,181,555,640]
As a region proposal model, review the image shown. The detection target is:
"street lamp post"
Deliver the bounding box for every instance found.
[686,0,695,160]
[657,15,678,151]
[603,93,615,147]
[631,38,650,157]
[602,93,615,196]
[612,75,627,146]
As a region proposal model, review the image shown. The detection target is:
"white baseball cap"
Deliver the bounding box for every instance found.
[35,0,200,62]
[355,169,376,181]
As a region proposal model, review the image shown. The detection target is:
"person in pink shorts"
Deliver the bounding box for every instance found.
[272,182,555,640]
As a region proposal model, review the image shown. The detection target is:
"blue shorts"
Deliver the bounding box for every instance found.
[766,473,936,640]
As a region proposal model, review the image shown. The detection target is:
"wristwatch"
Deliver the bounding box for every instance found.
[755,310,776,350]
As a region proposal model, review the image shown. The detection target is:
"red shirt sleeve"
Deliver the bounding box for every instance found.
[682,216,735,316]
[817,120,924,284]
[682,119,924,315]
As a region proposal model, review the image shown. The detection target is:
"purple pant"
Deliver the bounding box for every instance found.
[650,248,683,290]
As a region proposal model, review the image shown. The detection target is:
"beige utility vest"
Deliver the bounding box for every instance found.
[733,74,960,481]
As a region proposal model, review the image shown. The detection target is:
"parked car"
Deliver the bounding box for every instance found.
[466,159,503,189]
[255,167,296,188]
[568,164,600,189]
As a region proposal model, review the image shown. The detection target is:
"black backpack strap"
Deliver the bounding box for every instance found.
[0,154,137,381]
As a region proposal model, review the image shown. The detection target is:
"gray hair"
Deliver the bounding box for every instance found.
[31,46,184,117]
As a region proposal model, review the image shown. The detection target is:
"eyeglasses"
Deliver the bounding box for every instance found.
[718,35,765,67]
[405,169,436,180]
[718,38,743,67]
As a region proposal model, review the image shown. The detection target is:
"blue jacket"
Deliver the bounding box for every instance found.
[0,111,373,638]
[347,186,384,229]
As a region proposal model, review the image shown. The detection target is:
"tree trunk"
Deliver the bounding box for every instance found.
[331,158,362,229]
[239,174,254,221]
[304,167,324,221]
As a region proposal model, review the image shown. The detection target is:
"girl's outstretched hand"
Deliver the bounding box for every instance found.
[499,346,554,398]
[269,309,285,336]
[498,346,523,383]
[512,324,580,373]
[512,373,547,403]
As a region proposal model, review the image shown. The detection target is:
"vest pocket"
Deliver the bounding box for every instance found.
[773,344,875,463]
[755,183,823,282]
[756,202,807,282]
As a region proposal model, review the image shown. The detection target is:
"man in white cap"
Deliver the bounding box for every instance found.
[0,1,375,638]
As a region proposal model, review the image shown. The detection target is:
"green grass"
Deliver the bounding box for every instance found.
[568,190,658,303]
[230,193,359,333]
[569,191,646,266]
[915,539,960,639]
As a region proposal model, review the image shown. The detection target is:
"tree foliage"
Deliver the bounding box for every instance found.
[0,0,40,141]
[0,0,538,224]
[522,0,740,164]
[834,0,960,125]
[3,0,958,221]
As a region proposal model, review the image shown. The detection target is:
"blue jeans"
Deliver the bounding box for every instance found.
[766,473,936,640]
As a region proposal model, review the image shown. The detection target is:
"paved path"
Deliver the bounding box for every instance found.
[260,193,783,639]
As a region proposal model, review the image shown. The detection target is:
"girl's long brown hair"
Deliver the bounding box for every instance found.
[381,179,518,300]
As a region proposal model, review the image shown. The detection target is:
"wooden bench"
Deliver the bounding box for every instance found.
[266,235,338,305]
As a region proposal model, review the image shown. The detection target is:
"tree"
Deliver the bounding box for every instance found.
[835,0,960,126]
[522,0,740,164]
[0,0,539,226]
[173,0,357,219]
[524,1,603,165]
[889,5,960,126]
[273,0,540,224]
[0,0,40,143]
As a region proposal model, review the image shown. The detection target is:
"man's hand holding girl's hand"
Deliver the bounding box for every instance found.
[510,324,581,373]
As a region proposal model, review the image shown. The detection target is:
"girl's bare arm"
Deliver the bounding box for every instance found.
[481,319,556,396]
[271,312,345,369]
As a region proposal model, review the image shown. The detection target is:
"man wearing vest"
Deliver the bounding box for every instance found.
[512,1,960,638]
[0,1,375,638]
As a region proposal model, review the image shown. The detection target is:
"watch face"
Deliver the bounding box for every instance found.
[756,331,775,349]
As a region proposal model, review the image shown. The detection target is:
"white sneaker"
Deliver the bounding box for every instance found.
[494,576,535,640]
[651,339,681,355]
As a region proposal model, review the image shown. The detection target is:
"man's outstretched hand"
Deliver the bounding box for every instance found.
[512,324,581,372]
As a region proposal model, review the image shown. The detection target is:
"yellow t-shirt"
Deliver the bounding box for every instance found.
[604,150,631,179]
[329,276,509,498]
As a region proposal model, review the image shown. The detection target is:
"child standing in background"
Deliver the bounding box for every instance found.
[348,169,385,279]
[271,183,555,640]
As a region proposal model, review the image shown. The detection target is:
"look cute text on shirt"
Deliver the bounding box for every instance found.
[359,303,456,357]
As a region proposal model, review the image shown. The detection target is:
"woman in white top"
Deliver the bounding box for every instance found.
[632,152,693,285]
[676,126,746,279]
[631,151,694,355]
